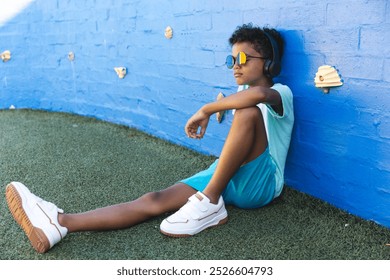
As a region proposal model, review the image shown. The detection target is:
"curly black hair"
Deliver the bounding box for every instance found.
[228,23,284,61]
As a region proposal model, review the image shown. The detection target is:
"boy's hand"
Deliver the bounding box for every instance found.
[185,109,210,139]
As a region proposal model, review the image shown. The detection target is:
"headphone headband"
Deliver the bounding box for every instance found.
[263,31,281,78]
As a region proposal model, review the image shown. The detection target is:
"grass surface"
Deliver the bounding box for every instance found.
[0,109,389,260]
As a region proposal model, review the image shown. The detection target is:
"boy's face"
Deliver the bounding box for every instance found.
[230,42,268,87]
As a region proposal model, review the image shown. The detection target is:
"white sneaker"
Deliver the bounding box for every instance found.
[5,182,68,253]
[160,191,228,237]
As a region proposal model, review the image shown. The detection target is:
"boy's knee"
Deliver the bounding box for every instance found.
[140,191,165,213]
[234,106,262,122]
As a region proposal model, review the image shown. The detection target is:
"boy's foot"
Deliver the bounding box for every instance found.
[5,182,68,253]
[160,191,228,237]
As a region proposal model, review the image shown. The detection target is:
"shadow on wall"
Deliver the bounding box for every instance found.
[281,30,313,85]
[277,29,310,174]
[278,29,332,193]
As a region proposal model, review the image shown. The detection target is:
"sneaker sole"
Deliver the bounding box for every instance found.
[160,216,228,238]
[5,183,51,253]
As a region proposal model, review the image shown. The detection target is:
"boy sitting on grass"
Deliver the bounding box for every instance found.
[5,23,294,253]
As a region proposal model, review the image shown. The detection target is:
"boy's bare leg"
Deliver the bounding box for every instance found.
[59,107,266,232]
[203,106,267,203]
[59,183,197,233]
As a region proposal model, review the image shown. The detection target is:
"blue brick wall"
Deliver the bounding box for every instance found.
[1,0,389,228]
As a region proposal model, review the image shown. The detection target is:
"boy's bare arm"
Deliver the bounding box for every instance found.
[185,86,282,139]
[202,86,282,116]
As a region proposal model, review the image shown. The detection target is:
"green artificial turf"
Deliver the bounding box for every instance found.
[0,109,389,260]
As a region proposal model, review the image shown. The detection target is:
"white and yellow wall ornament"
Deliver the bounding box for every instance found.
[314,65,343,93]
[164,26,173,39]
[1,50,11,62]
[114,67,127,79]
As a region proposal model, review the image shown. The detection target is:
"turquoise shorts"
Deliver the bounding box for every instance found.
[180,147,277,209]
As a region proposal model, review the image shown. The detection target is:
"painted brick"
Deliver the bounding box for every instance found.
[387,2,390,23]
[326,1,386,26]
[378,114,390,140]
[304,28,359,54]
[345,79,389,112]
[328,55,383,81]
[360,25,390,57]
[176,13,212,32]
[280,3,326,27]
[211,11,244,32]
[243,8,282,27]
[384,59,390,83]
[283,52,326,83]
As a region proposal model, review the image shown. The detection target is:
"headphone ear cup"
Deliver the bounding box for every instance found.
[263,57,281,78]
[263,59,272,77]
[269,60,281,77]
[263,31,282,78]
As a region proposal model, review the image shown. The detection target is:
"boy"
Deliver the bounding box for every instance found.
[5,23,294,253]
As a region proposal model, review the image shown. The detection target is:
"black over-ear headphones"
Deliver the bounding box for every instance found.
[263,31,281,78]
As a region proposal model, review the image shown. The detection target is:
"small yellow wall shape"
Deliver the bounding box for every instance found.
[1,50,11,62]
[114,67,127,79]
